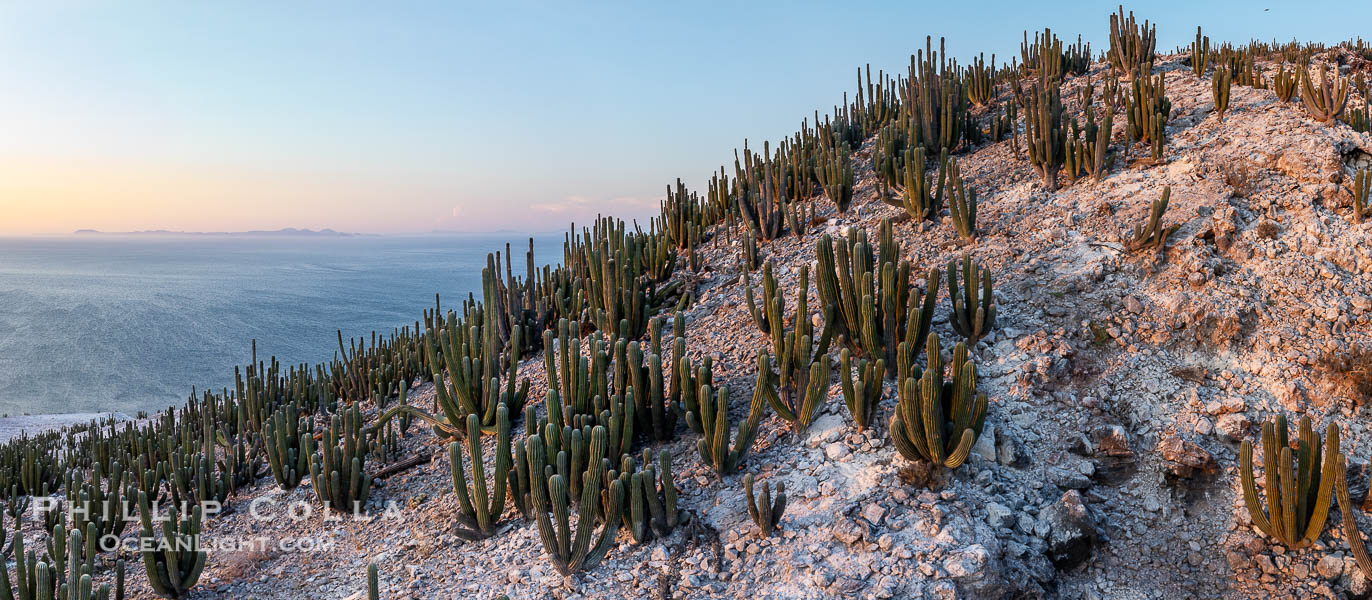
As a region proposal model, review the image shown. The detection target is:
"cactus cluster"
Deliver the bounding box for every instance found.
[1354,169,1371,224]
[743,474,787,538]
[1212,66,1233,119]
[1107,5,1156,79]
[890,335,988,469]
[1239,416,1337,548]
[1299,64,1350,124]
[525,428,623,576]
[308,405,373,513]
[1123,186,1180,253]
[1125,74,1170,164]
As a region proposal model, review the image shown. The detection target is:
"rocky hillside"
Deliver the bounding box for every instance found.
[76,48,1371,600]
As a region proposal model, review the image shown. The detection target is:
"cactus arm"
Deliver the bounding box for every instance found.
[1279,447,1298,546]
[1336,457,1372,577]
[1301,424,1339,545]
[1240,440,1276,539]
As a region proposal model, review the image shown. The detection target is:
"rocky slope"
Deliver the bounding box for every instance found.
[66,52,1372,599]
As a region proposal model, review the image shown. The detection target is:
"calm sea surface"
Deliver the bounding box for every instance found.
[0,233,562,416]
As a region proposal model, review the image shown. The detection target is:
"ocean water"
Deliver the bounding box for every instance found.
[0,233,562,416]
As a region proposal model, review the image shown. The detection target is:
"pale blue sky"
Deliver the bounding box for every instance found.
[0,1,1365,234]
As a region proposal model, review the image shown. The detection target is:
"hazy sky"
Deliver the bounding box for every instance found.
[1,1,1367,235]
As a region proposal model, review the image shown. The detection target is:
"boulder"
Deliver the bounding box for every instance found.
[1038,490,1099,571]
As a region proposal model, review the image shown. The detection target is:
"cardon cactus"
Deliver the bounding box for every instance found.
[1125,74,1170,164]
[525,427,623,575]
[1239,415,1337,548]
[1192,26,1210,76]
[890,334,988,469]
[1124,186,1179,252]
[615,449,689,544]
[137,490,206,599]
[1299,64,1349,124]
[839,348,883,431]
[946,255,997,344]
[367,563,379,600]
[1352,168,1370,224]
[757,348,831,436]
[1107,5,1156,79]
[1272,64,1298,102]
[1336,456,1372,577]
[308,405,372,513]
[686,384,764,476]
[263,400,310,491]
[946,158,977,241]
[449,405,513,540]
[1212,66,1232,119]
[1022,74,1066,191]
[743,474,786,537]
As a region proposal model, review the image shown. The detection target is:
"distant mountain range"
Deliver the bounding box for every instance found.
[73,228,364,237]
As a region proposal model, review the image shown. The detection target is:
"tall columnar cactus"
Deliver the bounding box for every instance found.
[627,316,679,443]
[618,449,689,544]
[814,221,916,377]
[735,142,786,240]
[137,490,206,599]
[263,400,309,491]
[886,146,948,221]
[839,348,883,431]
[1107,5,1156,79]
[1239,415,1338,548]
[1299,64,1350,124]
[757,348,832,436]
[1021,28,1064,84]
[525,427,623,575]
[308,405,373,513]
[1022,74,1067,191]
[424,310,528,437]
[1125,74,1170,164]
[1192,26,1210,77]
[1067,106,1114,183]
[904,36,967,154]
[966,53,996,106]
[686,384,764,476]
[1353,169,1371,224]
[449,405,513,540]
[889,335,988,469]
[815,142,854,212]
[1272,64,1299,102]
[1212,66,1233,119]
[1123,186,1179,252]
[367,563,379,600]
[946,158,977,241]
[947,255,997,344]
[743,474,787,538]
[1336,457,1372,577]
